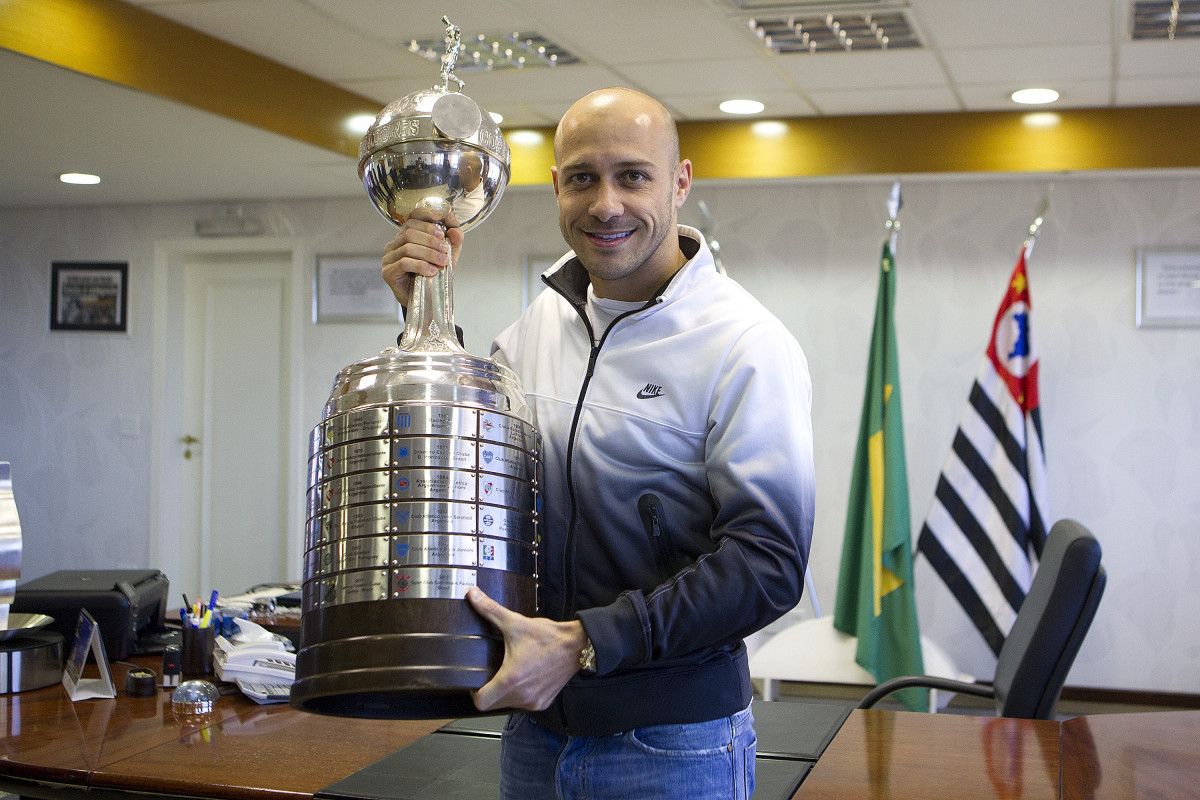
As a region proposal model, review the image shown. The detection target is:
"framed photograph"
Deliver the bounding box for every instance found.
[524,254,558,308]
[50,261,128,332]
[1136,247,1200,328]
[313,254,402,324]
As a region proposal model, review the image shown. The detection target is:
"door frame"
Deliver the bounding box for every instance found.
[150,236,309,595]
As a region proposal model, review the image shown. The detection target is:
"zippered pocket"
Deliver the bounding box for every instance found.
[638,493,673,580]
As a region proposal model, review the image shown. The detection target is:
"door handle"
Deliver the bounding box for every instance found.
[180,434,200,460]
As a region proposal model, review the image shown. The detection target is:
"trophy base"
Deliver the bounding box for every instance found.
[290,574,535,720]
[289,648,496,720]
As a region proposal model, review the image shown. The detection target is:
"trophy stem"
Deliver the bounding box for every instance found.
[399,250,466,354]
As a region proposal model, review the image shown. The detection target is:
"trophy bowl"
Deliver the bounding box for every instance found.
[290,19,540,720]
[359,86,509,234]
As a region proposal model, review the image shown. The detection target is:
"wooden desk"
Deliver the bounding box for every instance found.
[6,661,1200,800]
[1062,710,1200,800]
[0,659,443,800]
[794,709,1062,800]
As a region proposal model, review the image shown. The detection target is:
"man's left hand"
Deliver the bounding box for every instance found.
[466,586,589,712]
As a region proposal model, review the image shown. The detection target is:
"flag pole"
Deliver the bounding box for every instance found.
[696,200,727,276]
[1023,187,1051,259]
[885,180,902,257]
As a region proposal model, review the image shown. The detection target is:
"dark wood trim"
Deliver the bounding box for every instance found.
[768,678,1200,710]
[1059,685,1200,709]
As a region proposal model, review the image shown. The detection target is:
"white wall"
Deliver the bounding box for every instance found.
[2,172,1198,695]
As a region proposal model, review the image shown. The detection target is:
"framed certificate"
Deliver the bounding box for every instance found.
[1136,247,1200,328]
[314,254,403,324]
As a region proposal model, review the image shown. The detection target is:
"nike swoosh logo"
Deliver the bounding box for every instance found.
[637,389,665,399]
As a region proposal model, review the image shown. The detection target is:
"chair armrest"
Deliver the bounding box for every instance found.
[857,676,995,710]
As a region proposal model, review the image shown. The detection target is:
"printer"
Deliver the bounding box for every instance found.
[12,569,171,658]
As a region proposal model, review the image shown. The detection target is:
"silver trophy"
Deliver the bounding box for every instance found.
[291,18,541,719]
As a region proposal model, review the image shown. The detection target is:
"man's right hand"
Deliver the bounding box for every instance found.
[381,206,465,306]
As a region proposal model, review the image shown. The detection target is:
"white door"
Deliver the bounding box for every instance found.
[152,240,303,601]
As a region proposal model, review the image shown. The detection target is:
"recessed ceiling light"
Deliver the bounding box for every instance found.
[1010,88,1060,105]
[750,120,788,138]
[60,173,100,185]
[346,114,376,134]
[720,99,765,115]
[507,130,544,146]
[1022,112,1061,129]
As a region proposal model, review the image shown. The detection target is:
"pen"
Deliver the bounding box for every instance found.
[209,589,219,610]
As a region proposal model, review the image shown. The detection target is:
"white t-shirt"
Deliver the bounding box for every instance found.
[586,285,644,337]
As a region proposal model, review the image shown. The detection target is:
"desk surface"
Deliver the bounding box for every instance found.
[4,659,1200,800]
[0,658,443,800]
[796,708,1200,800]
[794,710,1062,800]
[1061,710,1200,800]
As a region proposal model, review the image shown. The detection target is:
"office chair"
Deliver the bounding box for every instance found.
[857,518,1106,720]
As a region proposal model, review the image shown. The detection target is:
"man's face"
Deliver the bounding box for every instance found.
[552,104,690,301]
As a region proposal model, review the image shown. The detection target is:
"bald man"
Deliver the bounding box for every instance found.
[383,88,815,800]
[451,151,488,225]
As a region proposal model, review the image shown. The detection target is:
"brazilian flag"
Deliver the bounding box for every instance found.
[833,241,926,712]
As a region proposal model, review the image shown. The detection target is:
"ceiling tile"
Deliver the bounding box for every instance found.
[773,49,950,91]
[942,44,1112,86]
[1118,39,1200,78]
[626,59,789,98]
[807,85,961,116]
[1116,75,1200,105]
[908,0,1115,48]
[138,0,430,83]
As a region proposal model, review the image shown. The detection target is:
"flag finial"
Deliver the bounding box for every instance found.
[1024,187,1052,258]
[884,180,903,257]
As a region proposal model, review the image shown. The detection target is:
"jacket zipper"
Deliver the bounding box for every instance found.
[638,493,672,580]
[548,278,652,621]
[539,258,679,734]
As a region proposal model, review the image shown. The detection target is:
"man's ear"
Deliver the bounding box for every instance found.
[674,159,693,209]
[551,166,560,199]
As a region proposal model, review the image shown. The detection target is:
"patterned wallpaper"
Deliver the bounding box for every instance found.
[1,172,1197,694]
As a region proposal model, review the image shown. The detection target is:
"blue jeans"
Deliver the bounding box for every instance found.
[499,703,756,800]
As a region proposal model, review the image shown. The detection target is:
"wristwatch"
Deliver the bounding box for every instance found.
[579,639,597,673]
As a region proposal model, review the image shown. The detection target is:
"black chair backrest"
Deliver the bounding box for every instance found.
[992,518,1106,719]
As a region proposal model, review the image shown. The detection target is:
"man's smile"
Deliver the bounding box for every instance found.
[586,230,634,246]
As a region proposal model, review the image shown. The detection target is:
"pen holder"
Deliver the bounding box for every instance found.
[181,625,215,677]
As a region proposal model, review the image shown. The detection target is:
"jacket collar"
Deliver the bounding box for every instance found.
[543,225,715,310]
